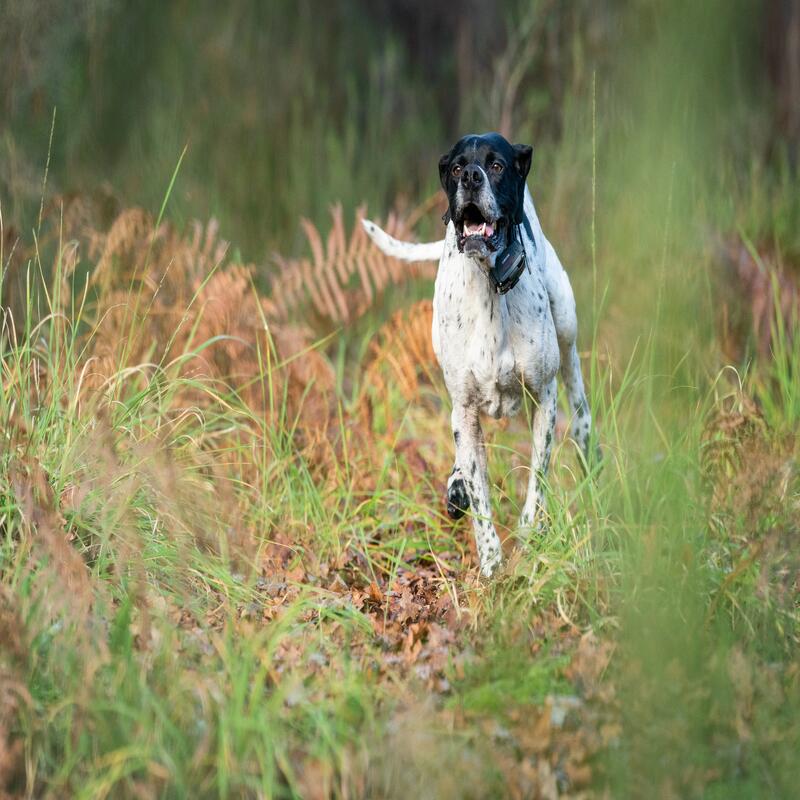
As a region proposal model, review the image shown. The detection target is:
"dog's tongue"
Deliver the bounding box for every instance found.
[464,222,495,237]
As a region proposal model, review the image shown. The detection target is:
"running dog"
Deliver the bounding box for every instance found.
[363,132,596,576]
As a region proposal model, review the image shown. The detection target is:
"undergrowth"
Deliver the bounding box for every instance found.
[1,3,798,793]
[1,159,798,796]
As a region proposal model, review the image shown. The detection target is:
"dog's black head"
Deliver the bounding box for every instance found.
[438,132,533,261]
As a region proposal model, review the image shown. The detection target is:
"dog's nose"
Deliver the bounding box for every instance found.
[461,165,484,188]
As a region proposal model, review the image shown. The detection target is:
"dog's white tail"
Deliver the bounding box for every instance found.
[361,219,444,262]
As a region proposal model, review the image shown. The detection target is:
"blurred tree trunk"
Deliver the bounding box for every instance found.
[456,13,476,131]
[765,0,800,167]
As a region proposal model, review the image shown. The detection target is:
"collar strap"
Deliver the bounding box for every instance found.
[521,214,535,245]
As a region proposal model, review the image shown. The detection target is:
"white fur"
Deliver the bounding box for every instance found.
[359,219,444,262]
[364,186,594,577]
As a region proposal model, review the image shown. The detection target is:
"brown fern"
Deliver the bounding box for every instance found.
[360,299,440,432]
[26,196,444,487]
[73,208,335,449]
[269,204,437,331]
[716,237,800,362]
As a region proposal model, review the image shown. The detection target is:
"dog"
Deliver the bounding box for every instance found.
[363,132,596,577]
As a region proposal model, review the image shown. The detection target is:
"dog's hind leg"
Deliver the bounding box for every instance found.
[539,240,598,469]
[559,340,597,469]
[450,404,502,577]
[519,378,557,531]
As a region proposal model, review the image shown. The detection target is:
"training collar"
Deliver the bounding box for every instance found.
[445,214,535,295]
[489,215,534,294]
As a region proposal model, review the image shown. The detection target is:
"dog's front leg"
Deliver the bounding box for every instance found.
[450,404,502,577]
[519,378,557,531]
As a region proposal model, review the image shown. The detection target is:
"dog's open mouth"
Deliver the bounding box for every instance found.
[456,204,505,254]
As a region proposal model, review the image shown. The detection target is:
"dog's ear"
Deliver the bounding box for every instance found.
[438,150,453,224]
[438,151,452,190]
[513,144,533,179]
[512,144,533,224]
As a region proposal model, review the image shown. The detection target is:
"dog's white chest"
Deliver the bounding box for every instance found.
[432,229,559,419]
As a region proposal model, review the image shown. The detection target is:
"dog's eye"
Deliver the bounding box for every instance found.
[491,161,504,173]
[451,164,462,177]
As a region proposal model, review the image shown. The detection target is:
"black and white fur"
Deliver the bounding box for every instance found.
[363,133,595,577]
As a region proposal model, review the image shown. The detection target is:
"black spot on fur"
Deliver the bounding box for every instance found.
[446,478,470,520]
[471,460,477,476]
[454,430,461,445]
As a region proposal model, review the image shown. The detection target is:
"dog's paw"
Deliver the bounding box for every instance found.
[591,442,603,473]
[446,476,470,520]
[578,436,603,478]
[518,508,548,538]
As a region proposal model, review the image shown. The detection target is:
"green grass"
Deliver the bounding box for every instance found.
[2,191,797,795]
